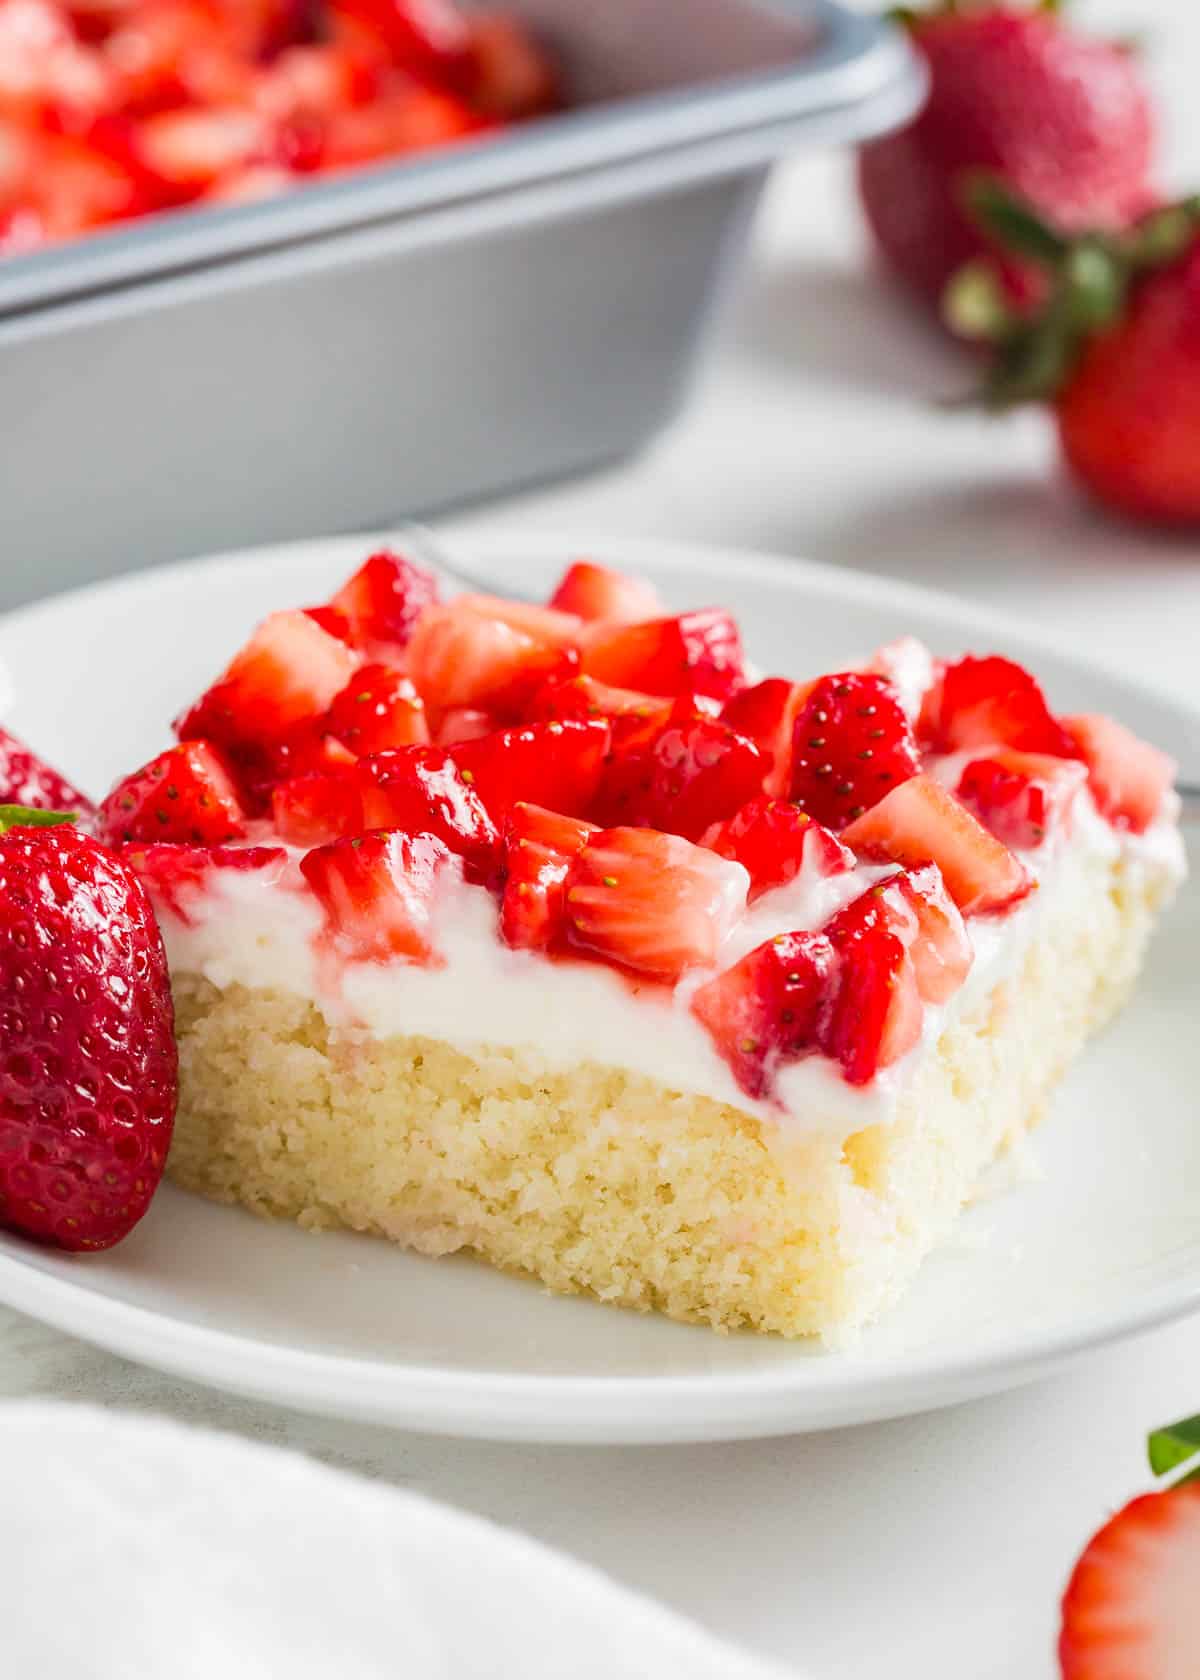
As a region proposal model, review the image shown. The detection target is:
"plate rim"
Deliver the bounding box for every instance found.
[1,527,1197,1443]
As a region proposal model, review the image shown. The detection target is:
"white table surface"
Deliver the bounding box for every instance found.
[7,5,1200,1677]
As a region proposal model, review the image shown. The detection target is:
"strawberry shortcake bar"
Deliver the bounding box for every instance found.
[100,549,1185,1339]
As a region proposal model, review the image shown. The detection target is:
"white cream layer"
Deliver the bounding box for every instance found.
[152,792,1185,1139]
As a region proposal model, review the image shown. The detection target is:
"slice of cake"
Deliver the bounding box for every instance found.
[99,549,1185,1341]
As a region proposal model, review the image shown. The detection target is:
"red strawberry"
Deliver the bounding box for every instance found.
[406,601,576,719]
[1064,713,1176,835]
[527,673,672,743]
[466,9,559,121]
[957,748,1087,849]
[820,891,924,1085]
[356,745,498,878]
[843,773,1032,916]
[236,718,357,810]
[700,795,852,902]
[546,560,659,624]
[326,663,429,755]
[498,802,595,952]
[722,678,813,798]
[98,741,248,846]
[857,3,1154,312]
[789,672,921,830]
[0,723,94,822]
[452,593,582,650]
[435,706,494,746]
[448,717,610,824]
[881,864,972,1004]
[929,654,1078,757]
[300,828,455,966]
[1059,1482,1200,1679]
[0,813,176,1251]
[121,841,288,924]
[303,604,353,643]
[563,826,748,983]
[580,609,744,702]
[592,702,765,841]
[271,766,361,847]
[176,608,359,755]
[952,188,1200,527]
[325,0,471,88]
[690,931,837,1101]
[138,105,271,191]
[327,548,440,655]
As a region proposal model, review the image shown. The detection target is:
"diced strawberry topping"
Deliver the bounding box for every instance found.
[866,637,937,725]
[406,600,577,718]
[1062,712,1176,835]
[722,677,813,797]
[0,723,95,821]
[591,701,766,841]
[580,609,744,702]
[956,749,1087,850]
[326,0,472,89]
[880,864,972,1004]
[300,829,455,966]
[690,931,837,1100]
[303,604,353,643]
[546,560,660,624]
[356,745,499,878]
[821,891,924,1085]
[930,654,1079,757]
[563,826,748,983]
[175,608,359,756]
[327,548,440,656]
[1058,1482,1200,1680]
[326,663,429,755]
[498,801,595,952]
[843,773,1033,916]
[271,766,362,847]
[120,842,288,924]
[466,10,560,120]
[701,795,853,902]
[452,592,582,650]
[435,706,495,746]
[789,672,921,830]
[99,740,248,846]
[449,717,610,824]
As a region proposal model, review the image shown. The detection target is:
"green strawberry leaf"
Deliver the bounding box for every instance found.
[1149,1414,1200,1479]
[0,806,76,835]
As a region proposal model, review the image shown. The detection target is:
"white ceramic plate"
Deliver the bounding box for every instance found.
[0,532,1197,1445]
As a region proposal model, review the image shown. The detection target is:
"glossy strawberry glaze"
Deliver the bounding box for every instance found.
[144,770,1185,1140]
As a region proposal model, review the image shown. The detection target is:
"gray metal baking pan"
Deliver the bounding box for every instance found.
[0,0,924,607]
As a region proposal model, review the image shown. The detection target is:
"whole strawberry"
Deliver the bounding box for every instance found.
[0,809,177,1251]
[950,183,1200,526]
[858,1,1155,312]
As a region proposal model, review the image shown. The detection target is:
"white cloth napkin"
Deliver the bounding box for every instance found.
[0,1403,801,1680]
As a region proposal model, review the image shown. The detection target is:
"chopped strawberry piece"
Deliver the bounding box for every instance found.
[843,773,1033,916]
[527,672,672,742]
[882,864,972,1004]
[931,654,1079,757]
[303,604,353,643]
[1059,1482,1200,1680]
[300,828,455,966]
[580,609,745,702]
[820,892,924,1085]
[233,718,356,811]
[121,841,288,923]
[0,723,94,821]
[356,745,499,879]
[325,0,471,88]
[453,592,583,650]
[326,663,429,755]
[271,766,361,847]
[722,678,814,798]
[1063,712,1176,834]
[406,600,577,719]
[690,931,837,1100]
[449,717,610,824]
[498,801,595,952]
[701,795,853,901]
[563,826,748,983]
[591,701,766,841]
[138,104,270,191]
[956,749,1087,849]
[327,548,440,656]
[546,560,659,624]
[466,9,559,119]
[176,609,359,756]
[99,740,248,846]
[435,706,494,746]
[789,672,921,829]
